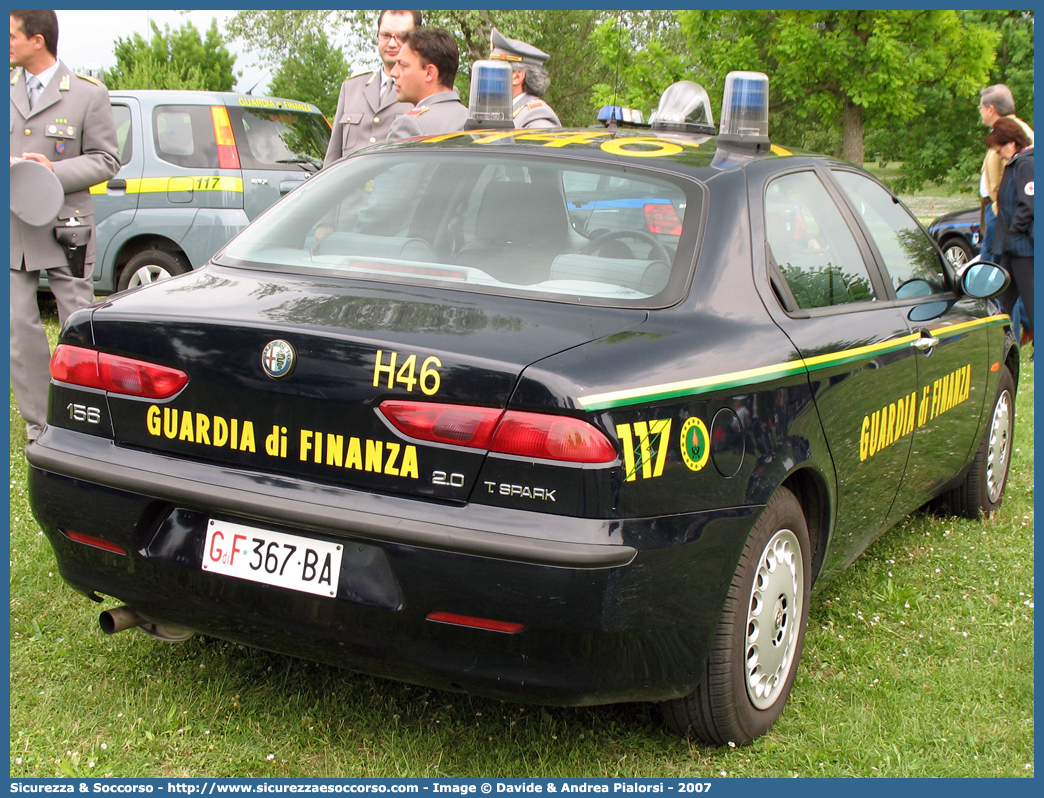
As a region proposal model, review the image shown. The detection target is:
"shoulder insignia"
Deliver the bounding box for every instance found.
[527,100,547,110]
[406,106,429,117]
[11,67,23,85]
[74,73,100,87]
[364,72,377,85]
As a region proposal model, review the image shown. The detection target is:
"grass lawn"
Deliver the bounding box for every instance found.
[9,304,1034,779]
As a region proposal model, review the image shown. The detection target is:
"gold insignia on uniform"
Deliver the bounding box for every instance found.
[11,67,23,85]
[59,74,71,90]
[365,72,377,85]
[74,73,101,86]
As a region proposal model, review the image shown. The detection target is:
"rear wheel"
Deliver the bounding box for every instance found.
[661,486,810,745]
[118,249,191,292]
[942,366,1015,517]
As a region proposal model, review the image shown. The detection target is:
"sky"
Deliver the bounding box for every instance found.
[54,10,273,94]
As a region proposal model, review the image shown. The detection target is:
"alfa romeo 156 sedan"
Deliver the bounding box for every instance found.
[28,74,1017,745]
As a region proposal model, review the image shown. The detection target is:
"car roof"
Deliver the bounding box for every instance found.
[107,89,322,114]
[351,128,829,180]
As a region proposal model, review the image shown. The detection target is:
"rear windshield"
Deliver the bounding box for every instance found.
[219,151,704,307]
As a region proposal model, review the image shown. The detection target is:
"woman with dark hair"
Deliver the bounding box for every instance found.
[985,117,1034,330]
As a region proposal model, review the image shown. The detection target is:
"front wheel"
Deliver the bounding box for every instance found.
[117,249,191,292]
[661,486,811,745]
[942,238,973,268]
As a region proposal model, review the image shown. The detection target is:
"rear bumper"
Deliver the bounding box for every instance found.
[28,427,759,705]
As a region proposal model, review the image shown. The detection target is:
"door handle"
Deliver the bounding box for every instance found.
[107,178,127,191]
[912,335,939,351]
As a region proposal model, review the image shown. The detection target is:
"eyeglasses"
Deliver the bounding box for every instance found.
[377,32,405,43]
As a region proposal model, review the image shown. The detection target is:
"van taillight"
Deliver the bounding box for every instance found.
[379,401,617,464]
[50,344,188,399]
[210,106,241,170]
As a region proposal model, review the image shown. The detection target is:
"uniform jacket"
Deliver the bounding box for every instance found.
[512,92,560,129]
[323,70,413,166]
[10,62,119,272]
[995,147,1034,258]
[386,91,468,142]
[981,114,1034,212]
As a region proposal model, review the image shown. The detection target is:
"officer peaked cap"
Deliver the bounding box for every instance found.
[489,28,550,67]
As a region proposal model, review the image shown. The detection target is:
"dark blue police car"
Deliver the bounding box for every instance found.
[27,73,1017,745]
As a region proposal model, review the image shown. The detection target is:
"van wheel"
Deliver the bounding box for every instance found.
[118,250,190,292]
[660,487,810,745]
[941,366,1015,517]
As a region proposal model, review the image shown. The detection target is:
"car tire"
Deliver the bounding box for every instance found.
[941,237,974,268]
[941,366,1015,517]
[117,250,191,292]
[660,486,810,745]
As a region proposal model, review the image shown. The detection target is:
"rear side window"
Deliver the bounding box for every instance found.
[832,170,948,295]
[225,106,328,171]
[152,105,217,169]
[765,172,876,309]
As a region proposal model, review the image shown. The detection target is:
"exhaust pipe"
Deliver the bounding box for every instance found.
[99,605,145,635]
[98,606,195,642]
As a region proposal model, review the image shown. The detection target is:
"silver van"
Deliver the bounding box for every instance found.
[88,90,329,293]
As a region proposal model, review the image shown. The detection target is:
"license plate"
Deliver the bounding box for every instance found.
[202,519,343,598]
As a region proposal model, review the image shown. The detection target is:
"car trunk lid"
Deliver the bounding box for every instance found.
[85,268,643,502]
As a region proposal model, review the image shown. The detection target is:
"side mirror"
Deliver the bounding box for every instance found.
[961,261,1009,299]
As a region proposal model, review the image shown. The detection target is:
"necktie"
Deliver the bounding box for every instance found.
[380,79,393,103]
[27,76,43,110]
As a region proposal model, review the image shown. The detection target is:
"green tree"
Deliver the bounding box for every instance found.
[106,19,238,91]
[874,10,1034,192]
[226,9,613,126]
[267,29,350,118]
[677,10,997,167]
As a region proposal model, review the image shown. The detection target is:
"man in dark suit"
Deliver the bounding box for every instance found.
[10,9,119,444]
[323,9,421,165]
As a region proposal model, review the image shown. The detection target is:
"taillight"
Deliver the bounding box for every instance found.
[490,411,617,463]
[379,401,617,464]
[210,106,241,170]
[50,344,188,399]
[380,401,501,448]
[644,203,682,236]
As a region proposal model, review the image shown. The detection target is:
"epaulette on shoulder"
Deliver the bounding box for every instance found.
[406,106,429,118]
[76,73,102,86]
[527,100,547,110]
[11,67,23,85]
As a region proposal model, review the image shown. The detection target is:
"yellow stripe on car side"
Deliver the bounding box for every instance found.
[579,315,1010,410]
[90,176,244,195]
